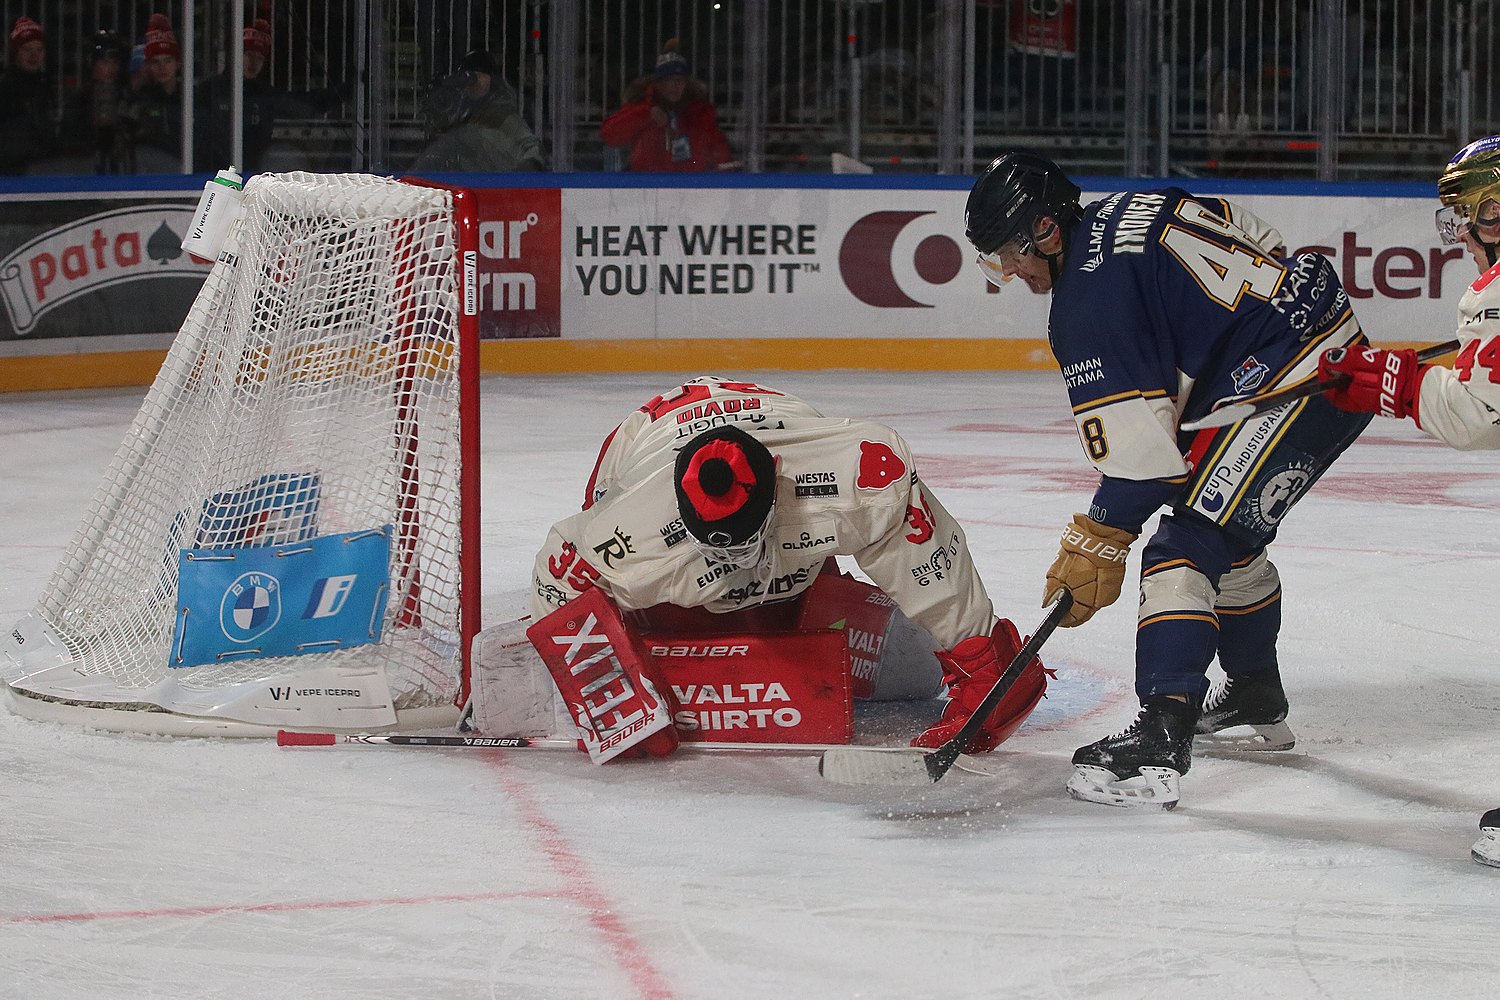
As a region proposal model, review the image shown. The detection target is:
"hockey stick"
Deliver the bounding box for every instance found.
[277,730,866,754]
[1180,339,1460,431]
[818,589,1074,786]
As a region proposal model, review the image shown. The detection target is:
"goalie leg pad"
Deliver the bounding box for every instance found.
[526,589,679,764]
[1065,764,1182,810]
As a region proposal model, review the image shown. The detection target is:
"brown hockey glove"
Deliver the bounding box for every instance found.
[1043,514,1137,628]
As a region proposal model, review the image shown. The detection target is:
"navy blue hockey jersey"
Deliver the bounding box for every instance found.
[1047,187,1359,533]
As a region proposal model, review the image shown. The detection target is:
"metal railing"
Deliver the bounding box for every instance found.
[0,0,1493,180]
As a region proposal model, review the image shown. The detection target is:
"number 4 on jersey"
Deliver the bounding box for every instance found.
[1454,337,1500,383]
[1161,226,1283,310]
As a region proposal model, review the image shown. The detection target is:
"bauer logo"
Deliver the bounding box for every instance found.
[838,210,965,308]
[472,187,561,338]
[0,205,210,336]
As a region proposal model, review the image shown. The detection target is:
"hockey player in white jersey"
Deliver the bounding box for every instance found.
[1316,135,1500,867]
[527,376,1049,758]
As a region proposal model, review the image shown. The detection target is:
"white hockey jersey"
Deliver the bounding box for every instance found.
[1416,260,1500,449]
[529,377,995,650]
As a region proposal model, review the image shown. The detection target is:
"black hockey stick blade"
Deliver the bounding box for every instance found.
[818,590,1073,786]
[1180,339,1460,432]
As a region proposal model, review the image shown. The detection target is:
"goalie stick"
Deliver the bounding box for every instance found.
[278,730,865,753]
[1180,339,1460,431]
[818,589,1074,786]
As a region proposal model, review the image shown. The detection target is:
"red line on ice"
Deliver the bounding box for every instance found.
[1,888,559,925]
[487,754,680,1000]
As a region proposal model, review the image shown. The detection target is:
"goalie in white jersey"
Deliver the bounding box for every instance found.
[527,376,1049,758]
[1316,135,1500,868]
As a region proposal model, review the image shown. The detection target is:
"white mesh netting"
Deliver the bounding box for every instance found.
[11,172,469,726]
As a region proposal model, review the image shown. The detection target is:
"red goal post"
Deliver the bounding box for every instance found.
[1,172,482,736]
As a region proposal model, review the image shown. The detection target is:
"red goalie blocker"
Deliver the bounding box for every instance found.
[645,630,853,744]
[526,588,679,764]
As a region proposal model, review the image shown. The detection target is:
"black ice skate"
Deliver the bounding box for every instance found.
[1473,808,1500,869]
[1066,696,1199,809]
[1195,667,1295,752]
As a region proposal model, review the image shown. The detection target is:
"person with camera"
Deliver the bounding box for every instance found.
[409,50,543,173]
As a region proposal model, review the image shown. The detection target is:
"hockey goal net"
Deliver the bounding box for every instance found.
[1,172,480,736]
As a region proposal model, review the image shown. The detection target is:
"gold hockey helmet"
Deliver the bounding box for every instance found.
[1436,136,1500,246]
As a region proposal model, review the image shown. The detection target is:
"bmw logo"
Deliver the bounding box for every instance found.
[220,571,282,643]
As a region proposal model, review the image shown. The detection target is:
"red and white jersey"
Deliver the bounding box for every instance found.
[531,377,995,649]
[1417,260,1500,449]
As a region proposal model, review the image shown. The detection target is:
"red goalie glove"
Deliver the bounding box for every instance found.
[1318,345,1427,420]
[910,619,1052,754]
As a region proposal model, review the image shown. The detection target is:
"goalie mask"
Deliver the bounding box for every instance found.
[965,152,1082,288]
[674,426,777,567]
[1437,135,1500,267]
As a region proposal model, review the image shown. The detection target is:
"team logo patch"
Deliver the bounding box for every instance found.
[856,441,906,490]
[1232,355,1270,394]
[1252,464,1313,526]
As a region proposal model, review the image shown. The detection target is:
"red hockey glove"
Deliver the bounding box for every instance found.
[1318,345,1426,420]
[910,619,1053,754]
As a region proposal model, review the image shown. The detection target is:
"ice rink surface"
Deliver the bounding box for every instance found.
[3,371,1498,1000]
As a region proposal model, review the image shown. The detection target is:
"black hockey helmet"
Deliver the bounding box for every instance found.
[965,152,1082,255]
[674,425,777,563]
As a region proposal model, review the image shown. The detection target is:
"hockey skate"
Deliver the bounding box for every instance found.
[1066,697,1198,810]
[1195,667,1295,752]
[1473,808,1500,868]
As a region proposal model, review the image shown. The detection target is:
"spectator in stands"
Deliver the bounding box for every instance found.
[600,41,732,173]
[1005,0,1079,126]
[196,18,277,172]
[123,14,183,171]
[409,49,544,173]
[62,29,133,174]
[196,18,347,173]
[0,16,57,175]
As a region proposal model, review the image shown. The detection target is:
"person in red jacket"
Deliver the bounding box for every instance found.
[600,45,731,172]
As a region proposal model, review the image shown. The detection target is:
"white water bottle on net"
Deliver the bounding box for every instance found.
[1,172,482,736]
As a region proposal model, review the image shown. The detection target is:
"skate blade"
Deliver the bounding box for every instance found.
[1194,720,1295,753]
[1066,764,1181,810]
[1472,831,1500,868]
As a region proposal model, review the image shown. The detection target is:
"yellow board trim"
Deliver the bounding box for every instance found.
[476,337,1062,374]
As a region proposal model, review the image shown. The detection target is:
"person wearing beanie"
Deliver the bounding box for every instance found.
[122,13,183,168]
[0,16,58,174]
[196,17,341,173]
[410,49,543,172]
[519,376,1051,761]
[61,29,132,173]
[600,41,732,172]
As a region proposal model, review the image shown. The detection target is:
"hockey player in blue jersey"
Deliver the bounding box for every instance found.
[964,152,1374,808]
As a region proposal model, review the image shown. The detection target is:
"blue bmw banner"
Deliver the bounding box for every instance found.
[171,527,393,668]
